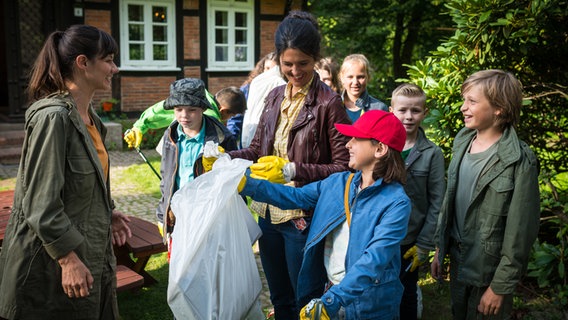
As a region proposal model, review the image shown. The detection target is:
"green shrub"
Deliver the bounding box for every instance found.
[527,171,568,306]
[140,128,167,150]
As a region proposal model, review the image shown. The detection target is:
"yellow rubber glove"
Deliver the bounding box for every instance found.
[124,128,143,149]
[403,245,430,272]
[237,176,246,193]
[300,299,330,320]
[202,145,225,172]
[249,156,288,184]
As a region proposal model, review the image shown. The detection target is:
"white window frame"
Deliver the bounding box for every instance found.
[119,0,177,70]
[207,0,254,71]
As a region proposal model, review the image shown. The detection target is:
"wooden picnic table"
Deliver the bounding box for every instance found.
[0,190,14,247]
[113,214,167,286]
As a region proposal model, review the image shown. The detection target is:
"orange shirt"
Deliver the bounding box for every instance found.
[86,120,109,180]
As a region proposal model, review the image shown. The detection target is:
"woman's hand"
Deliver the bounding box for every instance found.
[58,251,94,298]
[111,211,132,246]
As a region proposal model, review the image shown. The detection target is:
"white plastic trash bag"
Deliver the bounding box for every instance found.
[167,155,262,320]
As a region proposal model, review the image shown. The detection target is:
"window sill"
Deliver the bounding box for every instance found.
[119,66,181,72]
[205,67,253,72]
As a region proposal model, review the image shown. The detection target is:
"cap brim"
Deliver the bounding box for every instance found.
[163,97,210,110]
[334,123,372,139]
[163,97,174,110]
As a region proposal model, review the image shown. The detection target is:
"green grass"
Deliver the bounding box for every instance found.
[113,156,162,198]
[117,253,173,320]
[114,155,168,319]
[419,274,452,319]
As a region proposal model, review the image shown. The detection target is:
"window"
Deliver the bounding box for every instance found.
[207,0,254,71]
[120,0,176,70]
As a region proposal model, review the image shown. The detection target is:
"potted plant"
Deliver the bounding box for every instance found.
[101,98,120,112]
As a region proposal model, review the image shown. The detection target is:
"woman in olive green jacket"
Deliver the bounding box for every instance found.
[0,25,130,320]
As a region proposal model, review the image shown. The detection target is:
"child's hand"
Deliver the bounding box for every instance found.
[124,128,143,149]
[250,156,294,184]
[202,142,226,172]
[403,245,430,272]
[300,299,330,320]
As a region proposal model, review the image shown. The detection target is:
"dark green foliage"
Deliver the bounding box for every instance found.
[140,128,167,150]
[404,0,568,306]
[309,0,454,99]
[405,0,568,171]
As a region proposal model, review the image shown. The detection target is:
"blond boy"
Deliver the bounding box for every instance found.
[390,83,446,319]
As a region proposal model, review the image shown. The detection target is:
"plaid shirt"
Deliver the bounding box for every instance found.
[250,76,314,224]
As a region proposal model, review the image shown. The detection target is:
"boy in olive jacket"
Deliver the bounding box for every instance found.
[431,70,540,319]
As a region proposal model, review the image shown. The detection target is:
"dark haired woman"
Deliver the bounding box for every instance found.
[228,11,351,319]
[0,25,130,320]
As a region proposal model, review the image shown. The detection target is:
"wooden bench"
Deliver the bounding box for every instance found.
[113,215,167,286]
[116,265,144,293]
[0,190,15,248]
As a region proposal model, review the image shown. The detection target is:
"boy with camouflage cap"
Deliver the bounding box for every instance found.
[156,78,237,241]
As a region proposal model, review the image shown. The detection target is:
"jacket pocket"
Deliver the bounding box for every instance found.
[409,169,428,176]
[68,156,96,174]
[483,239,503,260]
[406,169,428,197]
[352,278,402,319]
[484,175,514,215]
[66,156,97,202]
[479,176,513,259]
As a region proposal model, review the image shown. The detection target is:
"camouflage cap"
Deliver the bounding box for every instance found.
[163,78,211,110]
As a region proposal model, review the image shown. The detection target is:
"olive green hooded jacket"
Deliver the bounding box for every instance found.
[0,93,118,319]
[436,126,540,295]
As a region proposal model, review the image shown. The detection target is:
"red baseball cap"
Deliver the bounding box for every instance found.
[335,110,406,152]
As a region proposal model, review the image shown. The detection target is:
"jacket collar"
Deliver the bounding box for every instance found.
[455,127,521,201]
[303,71,325,108]
[455,127,520,168]
[355,91,371,110]
[350,171,385,196]
[405,128,434,166]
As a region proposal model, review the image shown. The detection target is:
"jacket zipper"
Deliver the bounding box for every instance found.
[166,130,178,221]
[304,213,344,250]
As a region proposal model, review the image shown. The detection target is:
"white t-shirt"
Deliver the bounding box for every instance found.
[324,220,350,284]
[241,66,286,148]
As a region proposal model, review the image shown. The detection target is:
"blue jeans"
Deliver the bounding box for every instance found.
[258,213,308,320]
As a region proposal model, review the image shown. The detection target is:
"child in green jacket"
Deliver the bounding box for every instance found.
[431,70,540,319]
[124,87,245,149]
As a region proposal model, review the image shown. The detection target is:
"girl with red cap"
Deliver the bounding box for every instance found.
[241,110,412,319]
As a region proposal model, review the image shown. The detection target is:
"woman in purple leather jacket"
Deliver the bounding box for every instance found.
[228,10,351,320]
